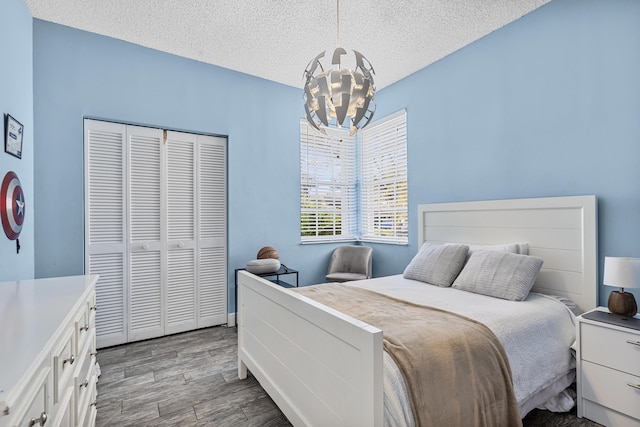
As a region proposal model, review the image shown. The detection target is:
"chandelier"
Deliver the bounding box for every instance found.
[303,0,376,136]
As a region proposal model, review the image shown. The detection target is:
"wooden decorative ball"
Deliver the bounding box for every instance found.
[257,246,279,260]
[608,290,638,317]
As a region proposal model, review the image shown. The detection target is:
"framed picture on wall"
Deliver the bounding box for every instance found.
[5,114,24,159]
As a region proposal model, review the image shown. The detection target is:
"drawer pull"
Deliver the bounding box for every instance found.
[90,401,97,407]
[28,411,47,426]
[90,305,97,311]
[626,339,640,347]
[80,324,89,332]
[79,379,89,389]
[628,382,640,390]
[62,355,75,366]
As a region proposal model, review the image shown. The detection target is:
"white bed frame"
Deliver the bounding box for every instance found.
[237,195,598,426]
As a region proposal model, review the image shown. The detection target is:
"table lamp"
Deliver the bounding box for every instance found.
[604,256,640,317]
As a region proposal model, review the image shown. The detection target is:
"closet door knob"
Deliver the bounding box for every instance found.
[142,244,150,250]
[178,242,185,248]
[29,412,47,426]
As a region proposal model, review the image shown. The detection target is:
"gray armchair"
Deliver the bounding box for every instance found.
[325,245,373,283]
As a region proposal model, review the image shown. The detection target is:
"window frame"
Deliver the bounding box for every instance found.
[300,110,407,245]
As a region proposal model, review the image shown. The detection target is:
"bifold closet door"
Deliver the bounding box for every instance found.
[85,121,166,346]
[165,131,228,332]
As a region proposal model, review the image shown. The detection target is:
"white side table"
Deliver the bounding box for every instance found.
[576,307,640,426]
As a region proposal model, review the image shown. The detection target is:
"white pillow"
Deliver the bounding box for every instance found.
[452,250,543,301]
[467,243,529,255]
[246,258,281,274]
[403,242,469,287]
[446,242,528,255]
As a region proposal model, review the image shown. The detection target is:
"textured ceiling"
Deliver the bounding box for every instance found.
[24,0,550,89]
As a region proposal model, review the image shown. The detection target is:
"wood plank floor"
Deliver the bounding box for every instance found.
[96,326,602,426]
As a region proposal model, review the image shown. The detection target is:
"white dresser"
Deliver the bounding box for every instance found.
[0,275,98,427]
[577,307,640,427]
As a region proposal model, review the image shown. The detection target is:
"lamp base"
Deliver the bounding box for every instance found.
[608,290,638,317]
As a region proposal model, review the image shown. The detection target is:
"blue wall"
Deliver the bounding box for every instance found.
[370,0,640,306]
[32,0,640,311]
[0,0,34,281]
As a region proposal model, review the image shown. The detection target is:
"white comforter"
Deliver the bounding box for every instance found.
[346,275,577,422]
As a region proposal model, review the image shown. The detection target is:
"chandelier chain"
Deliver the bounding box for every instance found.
[336,0,340,47]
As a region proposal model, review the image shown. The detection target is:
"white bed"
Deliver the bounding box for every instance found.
[237,195,598,426]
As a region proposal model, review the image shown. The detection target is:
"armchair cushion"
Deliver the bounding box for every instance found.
[325,245,373,283]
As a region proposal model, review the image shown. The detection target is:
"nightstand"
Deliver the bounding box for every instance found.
[234,265,299,324]
[577,307,640,426]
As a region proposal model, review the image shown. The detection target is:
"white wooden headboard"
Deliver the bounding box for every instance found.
[418,195,598,312]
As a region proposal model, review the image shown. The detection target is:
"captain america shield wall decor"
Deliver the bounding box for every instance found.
[1,171,25,240]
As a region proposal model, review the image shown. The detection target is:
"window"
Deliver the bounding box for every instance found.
[300,110,407,244]
[300,121,357,242]
[360,110,408,244]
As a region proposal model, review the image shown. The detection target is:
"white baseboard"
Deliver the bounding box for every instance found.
[227,312,236,327]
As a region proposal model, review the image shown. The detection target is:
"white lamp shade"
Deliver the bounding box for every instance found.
[603,257,640,289]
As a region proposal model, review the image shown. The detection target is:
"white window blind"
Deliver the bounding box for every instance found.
[360,110,408,244]
[300,121,357,242]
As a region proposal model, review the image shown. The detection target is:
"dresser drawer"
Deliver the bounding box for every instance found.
[12,367,50,427]
[582,360,640,420]
[53,328,75,404]
[73,339,95,425]
[51,387,73,427]
[74,303,93,356]
[581,322,640,376]
[77,376,97,427]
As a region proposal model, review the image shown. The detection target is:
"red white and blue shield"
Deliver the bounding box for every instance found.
[1,171,25,240]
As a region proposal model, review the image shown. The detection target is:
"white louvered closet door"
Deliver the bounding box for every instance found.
[165,131,197,334]
[197,135,227,326]
[85,120,128,348]
[128,126,164,342]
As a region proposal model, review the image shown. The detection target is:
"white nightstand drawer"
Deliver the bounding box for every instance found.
[581,322,640,376]
[582,360,640,420]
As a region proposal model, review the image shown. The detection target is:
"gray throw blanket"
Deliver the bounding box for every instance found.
[294,284,522,427]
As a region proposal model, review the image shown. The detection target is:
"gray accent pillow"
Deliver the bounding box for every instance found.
[403,242,469,287]
[452,250,543,301]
